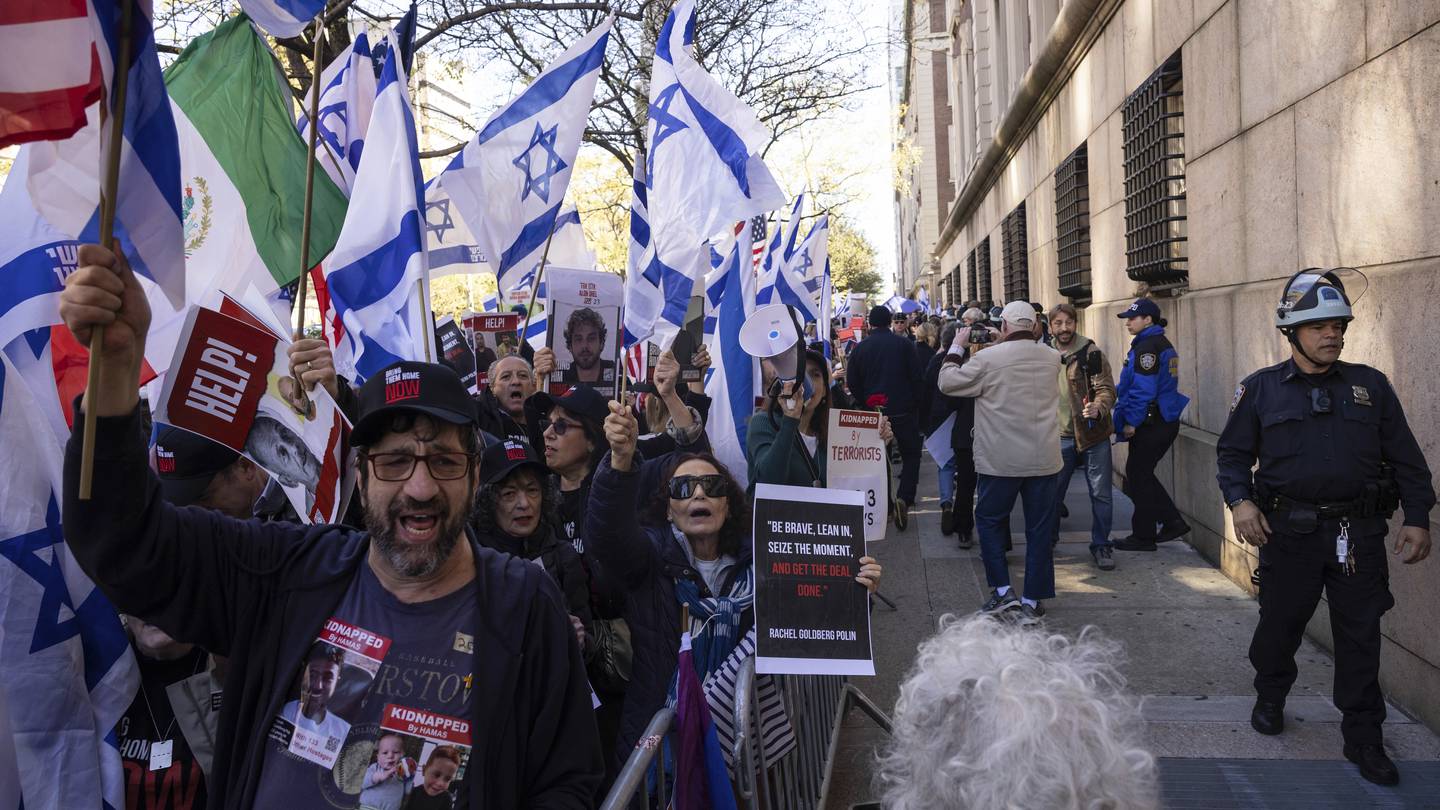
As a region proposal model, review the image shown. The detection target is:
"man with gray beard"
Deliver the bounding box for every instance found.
[58,244,600,809]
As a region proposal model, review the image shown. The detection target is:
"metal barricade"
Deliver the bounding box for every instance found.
[733,658,893,810]
[599,707,674,810]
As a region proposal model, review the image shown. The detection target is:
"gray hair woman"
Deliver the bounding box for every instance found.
[877,614,1158,809]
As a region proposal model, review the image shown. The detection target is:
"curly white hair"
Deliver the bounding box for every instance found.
[875,614,1158,810]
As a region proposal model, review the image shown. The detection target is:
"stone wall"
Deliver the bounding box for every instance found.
[930,0,1440,731]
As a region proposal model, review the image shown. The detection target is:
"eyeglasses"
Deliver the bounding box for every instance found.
[540,417,582,437]
[668,474,729,500]
[366,452,476,482]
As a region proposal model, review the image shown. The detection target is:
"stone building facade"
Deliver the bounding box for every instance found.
[895,0,1440,730]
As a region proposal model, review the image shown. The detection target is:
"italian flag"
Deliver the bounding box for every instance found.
[152,12,347,355]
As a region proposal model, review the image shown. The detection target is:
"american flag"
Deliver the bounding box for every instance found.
[748,214,767,269]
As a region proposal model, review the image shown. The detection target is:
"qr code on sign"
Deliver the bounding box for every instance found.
[326,738,341,753]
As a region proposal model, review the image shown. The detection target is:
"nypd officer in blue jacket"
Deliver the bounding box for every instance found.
[1217,269,1433,787]
[1111,298,1191,551]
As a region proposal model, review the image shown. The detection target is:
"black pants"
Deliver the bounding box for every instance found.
[1123,420,1181,538]
[953,447,977,534]
[890,412,922,505]
[1250,526,1394,744]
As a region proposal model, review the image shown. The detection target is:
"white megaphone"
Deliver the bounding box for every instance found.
[739,304,809,397]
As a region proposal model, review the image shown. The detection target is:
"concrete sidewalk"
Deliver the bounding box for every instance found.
[824,460,1440,809]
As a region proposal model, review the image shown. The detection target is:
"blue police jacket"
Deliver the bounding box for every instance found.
[1115,325,1189,435]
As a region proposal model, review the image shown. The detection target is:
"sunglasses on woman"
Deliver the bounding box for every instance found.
[667,474,729,500]
[540,417,582,436]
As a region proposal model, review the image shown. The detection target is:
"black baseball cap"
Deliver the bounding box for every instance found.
[480,438,547,486]
[529,385,610,429]
[353,361,477,447]
[153,425,240,507]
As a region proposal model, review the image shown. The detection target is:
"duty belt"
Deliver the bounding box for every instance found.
[1266,493,1363,520]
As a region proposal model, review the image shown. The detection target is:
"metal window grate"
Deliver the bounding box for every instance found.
[1055,142,1092,301]
[1121,52,1187,286]
[966,237,993,309]
[951,264,962,308]
[1001,202,1029,304]
[966,250,978,306]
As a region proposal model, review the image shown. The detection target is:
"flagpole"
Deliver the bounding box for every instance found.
[520,216,561,339]
[292,21,326,342]
[79,0,136,501]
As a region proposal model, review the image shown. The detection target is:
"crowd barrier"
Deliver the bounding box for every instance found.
[601,659,892,809]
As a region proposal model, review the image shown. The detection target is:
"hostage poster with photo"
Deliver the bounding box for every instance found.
[825,409,888,541]
[155,298,353,524]
[462,313,522,386]
[752,483,874,676]
[433,316,478,394]
[545,266,622,398]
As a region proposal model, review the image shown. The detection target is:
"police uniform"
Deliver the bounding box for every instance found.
[1114,301,1190,544]
[1217,359,1434,750]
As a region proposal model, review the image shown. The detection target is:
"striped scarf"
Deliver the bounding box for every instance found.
[670,559,754,681]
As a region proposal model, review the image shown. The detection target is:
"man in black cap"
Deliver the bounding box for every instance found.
[152,425,268,519]
[845,305,924,529]
[58,243,600,809]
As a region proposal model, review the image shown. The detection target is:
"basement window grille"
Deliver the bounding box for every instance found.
[1001,202,1029,304]
[1055,142,1092,301]
[967,237,993,309]
[1121,52,1187,286]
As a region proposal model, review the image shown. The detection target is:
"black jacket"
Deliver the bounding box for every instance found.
[845,329,924,415]
[586,453,753,771]
[473,524,594,629]
[921,351,975,450]
[62,406,602,809]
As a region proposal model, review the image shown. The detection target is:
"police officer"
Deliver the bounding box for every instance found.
[1112,298,1191,551]
[1216,269,1434,787]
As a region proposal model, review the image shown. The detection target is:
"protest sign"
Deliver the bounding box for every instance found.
[546,267,623,398]
[752,483,873,676]
[434,316,479,393]
[825,408,889,541]
[669,294,705,383]
[463,313,522,386]
[924,411,957,469]
[157,303,352,524]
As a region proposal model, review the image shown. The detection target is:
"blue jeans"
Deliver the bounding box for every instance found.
[975,473,1059,601]
[937,456,957,505]
[1054,437,1114,550]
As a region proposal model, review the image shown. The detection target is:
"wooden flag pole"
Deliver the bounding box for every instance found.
[79,0,136,501]
[520,218,562,339]
[291,22,326,340]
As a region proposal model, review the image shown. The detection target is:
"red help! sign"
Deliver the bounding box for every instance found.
[163,308,277,452]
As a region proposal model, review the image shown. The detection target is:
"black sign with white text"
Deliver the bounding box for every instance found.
[752,484,874,676]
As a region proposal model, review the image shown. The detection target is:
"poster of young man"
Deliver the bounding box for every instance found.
[433,316,479,394]
[825,409,889,542]
[462,313,522,386]
[545,267,622,398]
[156,301,352,524]
[752,483,874,676]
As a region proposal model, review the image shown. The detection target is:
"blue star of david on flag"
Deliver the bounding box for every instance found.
[645,83,689,187]
[513,123,569,203]
[425,198,455,242]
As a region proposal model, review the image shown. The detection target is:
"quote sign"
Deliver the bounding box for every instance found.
[752,484,874,677]
[825,409,888,542]
[434,316,479,393]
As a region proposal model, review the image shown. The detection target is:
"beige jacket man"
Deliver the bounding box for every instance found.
[938,323,1063,478]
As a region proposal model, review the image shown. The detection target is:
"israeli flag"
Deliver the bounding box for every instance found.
[299,32,377,194]
[623,0,785,348]
[755,195,803,305]
[773,214,827,324]
[703,226,756,490]
[834,289,851,323]
[25,0,186,309]
[439,17,612,297]
[0,346,139,810]
[321,45,428,383]
[239,0,326,38]
[917,285,931,314]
